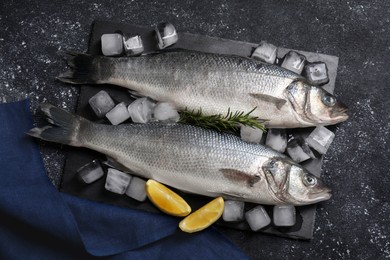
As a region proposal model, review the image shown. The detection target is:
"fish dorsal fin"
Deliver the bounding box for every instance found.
[220,168,261,187]
[128,90,145,99]
[103,157,133,173]
[249,93,287,110]
[141,48,194,56]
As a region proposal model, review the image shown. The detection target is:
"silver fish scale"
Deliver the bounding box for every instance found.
[112,51,300,87]
[108,51,302,118]
[82,122,284,199]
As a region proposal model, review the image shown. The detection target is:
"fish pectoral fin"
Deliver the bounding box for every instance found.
[103,157,133,173]
[249,93,287,110]
[220,168,261,187]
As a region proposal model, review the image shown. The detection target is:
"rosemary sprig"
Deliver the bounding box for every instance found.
[179,107,267,134]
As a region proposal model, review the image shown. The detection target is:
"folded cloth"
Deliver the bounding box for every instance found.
[0,99,248,259]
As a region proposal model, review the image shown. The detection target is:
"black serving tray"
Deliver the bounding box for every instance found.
[60,20,339,240]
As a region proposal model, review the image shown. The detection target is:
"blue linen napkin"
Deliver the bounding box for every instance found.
[0,99,248,259]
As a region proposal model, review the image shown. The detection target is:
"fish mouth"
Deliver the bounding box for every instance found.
[331,107,349,122]
[308,190,332,203]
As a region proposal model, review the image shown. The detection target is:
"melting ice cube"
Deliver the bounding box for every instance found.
[286,139,311,163]
[88,90,115,118]
[101,33,124,56]
[155,22,178,49]
[245,206,271,231]
[300,138,317,159]
[77,160,104,184]
[304,62,329,85]
[281,51,306,74]
[153,102,180,122]
[240,125,263,144]
[128,97,156,123]
[273,205,296,227]
[265,129,287,153]
[251,41,277,64]
[222,200,245,222]
[123,34,144,56]
[305,126,335,154]
[106,102,130,125]
[105,168,132,195]
[125,176,147,202]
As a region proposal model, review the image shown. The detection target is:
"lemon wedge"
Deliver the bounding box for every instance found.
[179,197,224,233]
[146,179,191,217]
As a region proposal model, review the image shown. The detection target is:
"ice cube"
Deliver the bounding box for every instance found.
[101,33,124,56]
[286,139,311,163]
[128,97,156,123]
[251,41,277,64]
[105,168,132,194]
[77,160,104,184]
[305,126,335,154]
[240,125,263,143]
[125,176,147,202]
[265,129,287,153]
[304,62,329,85]
[88,90,116,118]
[300,138,317,159]
[281,51,306,74]
[245,205,271,231]
[222,200,245,222]
[123,34,144,56]
[155,22,178,49]
[153,102,180,122]
[273,205,296,227]
[105,102,130,125]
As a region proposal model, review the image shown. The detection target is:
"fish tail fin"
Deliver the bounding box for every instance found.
[57,51,113,84]
[27,104,89,147]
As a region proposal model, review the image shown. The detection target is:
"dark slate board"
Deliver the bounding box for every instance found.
[60,20,339,240]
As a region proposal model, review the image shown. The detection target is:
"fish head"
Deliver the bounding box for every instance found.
[286,163,332,205]
[286,81,348,126]
[262,157,331,205]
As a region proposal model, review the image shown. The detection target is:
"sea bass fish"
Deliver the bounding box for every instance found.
[58,50,348,128]
[28,104,331,205]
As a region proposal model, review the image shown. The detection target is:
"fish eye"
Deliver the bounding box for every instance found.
[322,93,336,107]
[303,174,317,186]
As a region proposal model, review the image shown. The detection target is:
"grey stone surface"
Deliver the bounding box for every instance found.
[0,0,389,259]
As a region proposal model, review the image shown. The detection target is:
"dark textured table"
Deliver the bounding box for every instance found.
[1,1,389,259]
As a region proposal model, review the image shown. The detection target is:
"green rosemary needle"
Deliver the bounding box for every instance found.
[179,107,267,134]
